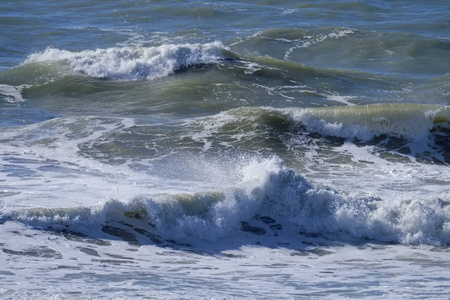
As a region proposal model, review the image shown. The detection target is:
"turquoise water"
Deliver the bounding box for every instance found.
[0,1,449,299]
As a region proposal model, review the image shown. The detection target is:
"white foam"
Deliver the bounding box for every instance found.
[326,94,357,106]
[288,108,375,140]
[2,156,450,300]
[285,28,355,59]
[0,84,26,103]
[4,154,449,246]
[188,108,261,151]
[23,42,225,80]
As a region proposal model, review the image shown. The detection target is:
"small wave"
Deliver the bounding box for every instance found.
[22,42,225,80]
[287,103,450,141]
[2,157,450,245]
[231,27,450,77]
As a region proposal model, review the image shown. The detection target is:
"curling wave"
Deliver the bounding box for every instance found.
[2,157,450,245]
[22,42,225,80]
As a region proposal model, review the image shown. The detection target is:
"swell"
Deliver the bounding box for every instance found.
[1,157,449,246]
[231,27,450,77]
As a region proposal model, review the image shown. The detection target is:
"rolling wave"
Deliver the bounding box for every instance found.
[288,103,450,140]
[2,157,449,245]
[231,27,450,77]
[191,103,449,146]
[186,104,449,164]
[3,35,446,111]
[22,42,226,80]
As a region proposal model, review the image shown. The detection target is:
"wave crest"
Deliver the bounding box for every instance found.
[288,103,450,140]
[23,42,225,80]
[3,157,450,245]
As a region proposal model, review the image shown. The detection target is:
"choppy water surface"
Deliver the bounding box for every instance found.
[0,0,449,299]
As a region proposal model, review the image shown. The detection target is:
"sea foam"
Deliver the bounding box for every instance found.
[3,156,450,245]
[0,84,26,103]
[23,42,225,80]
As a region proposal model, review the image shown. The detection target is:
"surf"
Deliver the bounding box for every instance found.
[2,156,450,246]
[21,42,226,81]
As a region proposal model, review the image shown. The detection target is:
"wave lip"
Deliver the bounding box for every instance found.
[22,42,225,80]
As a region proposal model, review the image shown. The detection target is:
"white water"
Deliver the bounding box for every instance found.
[2,148,450,246]
[2,149,450,299]
[23,42,225,80]
[0,84,26,103]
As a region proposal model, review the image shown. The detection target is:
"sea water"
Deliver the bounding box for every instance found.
[0,0,449,299]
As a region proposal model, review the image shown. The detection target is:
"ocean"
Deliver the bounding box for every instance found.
[0,0,449,299]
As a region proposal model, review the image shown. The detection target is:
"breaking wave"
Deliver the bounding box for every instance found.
[288,103,450,141]
[22,42,226,80]
[2,157,450,245]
